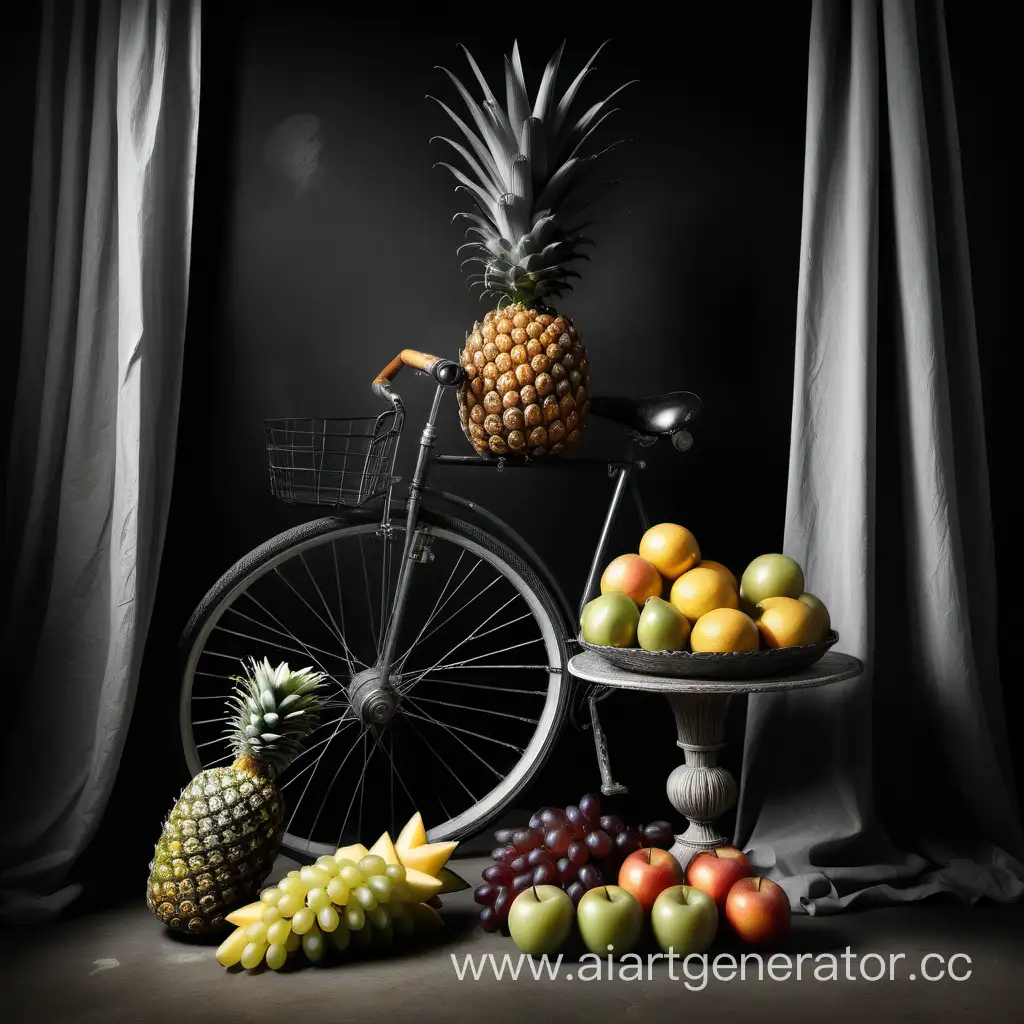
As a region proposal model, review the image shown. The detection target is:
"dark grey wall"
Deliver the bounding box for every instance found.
[98,2,1015,882]
[127,3,811,854]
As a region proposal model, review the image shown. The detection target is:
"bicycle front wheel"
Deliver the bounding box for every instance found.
[179,511,569,857]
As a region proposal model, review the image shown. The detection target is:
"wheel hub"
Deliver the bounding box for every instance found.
[348,666,398,724]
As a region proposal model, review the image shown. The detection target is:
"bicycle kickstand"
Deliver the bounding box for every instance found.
[588,692,628,797]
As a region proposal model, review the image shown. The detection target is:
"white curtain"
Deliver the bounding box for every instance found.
[734,0,1024,912]
[0,0,200,921]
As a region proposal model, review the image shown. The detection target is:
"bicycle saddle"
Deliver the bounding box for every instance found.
[590,391,703,437]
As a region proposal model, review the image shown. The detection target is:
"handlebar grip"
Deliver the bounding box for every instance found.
[372,350,466,389]
[373,349,439,386]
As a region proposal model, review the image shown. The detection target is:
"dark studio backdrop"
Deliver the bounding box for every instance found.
[1,2,1016,896]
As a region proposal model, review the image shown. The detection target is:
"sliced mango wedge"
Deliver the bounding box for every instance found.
[403,867,445,903]
[367,832,400,866]
[334,842,369,864]
[224,901,263,928]
[216,925,249,967]
[398,840,458,879]
[396,812,427,852]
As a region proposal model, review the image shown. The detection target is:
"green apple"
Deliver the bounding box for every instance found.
[650,884,718,955]
[507,885,574,955]
[580,592,640,648]
[576,885,644,956]
[798,592,831,634]
[740,553,805,605]
[637,596,690,652]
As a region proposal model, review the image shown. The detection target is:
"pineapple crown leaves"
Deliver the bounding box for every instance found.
[430,39,633,305]
[225,657,327,775]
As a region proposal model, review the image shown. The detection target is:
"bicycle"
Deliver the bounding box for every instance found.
[179,347,702,857]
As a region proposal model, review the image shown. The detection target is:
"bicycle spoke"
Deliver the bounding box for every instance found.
[209,624,345,668]
[337,730,372,847]
[392,548,472,668]
[332,539,355,675]
[358,535,379,654]
[287,711,357,834]
[409,694,538,725]
[221,605,350,664]
[306,723,371,848]
[283,716,357,778]
[404,696,507,780]
[401,708,524,753]
[273,565,358,668]
[395,556,491,665]
[409,636,546,686]
[468,609,533,644]
[240,591,344,689]
[299,550,363,670]
[198,736,230,750]
[413,676,549,696]
[398,573,509,673]
[401,711,480,803]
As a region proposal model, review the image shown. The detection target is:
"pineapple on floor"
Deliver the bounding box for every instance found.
[147,658,325,934]
[432,41,630,457]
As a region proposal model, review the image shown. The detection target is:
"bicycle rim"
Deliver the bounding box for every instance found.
[179,514,567,856]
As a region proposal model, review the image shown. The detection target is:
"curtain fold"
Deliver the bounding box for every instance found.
[734,0,1023,913]
[0,0,200,921]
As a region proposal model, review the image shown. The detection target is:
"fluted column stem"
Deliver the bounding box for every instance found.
[664,693,736,869]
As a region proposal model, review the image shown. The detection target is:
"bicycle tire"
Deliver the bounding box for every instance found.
[179,508,570,854]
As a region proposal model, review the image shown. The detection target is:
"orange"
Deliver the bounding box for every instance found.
[601,554,663,607]
[690,608,759,653]
[755,596,824,648]
[670,566,740,624]
[797,592,831,635]
[639,523,701,579]
[697,560,738,591]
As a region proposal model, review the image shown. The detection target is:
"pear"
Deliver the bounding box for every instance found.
[637,596,691,652]
[581,592,640,648]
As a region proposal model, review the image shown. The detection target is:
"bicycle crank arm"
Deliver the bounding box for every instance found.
[588,695,628,797]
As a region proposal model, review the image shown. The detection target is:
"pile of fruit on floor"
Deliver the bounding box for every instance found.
[582,523,831,652]
[205,794,782,975]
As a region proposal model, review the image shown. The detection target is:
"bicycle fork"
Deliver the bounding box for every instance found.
[348,381,447,724]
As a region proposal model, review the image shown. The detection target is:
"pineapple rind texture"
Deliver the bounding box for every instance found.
[147,764,282,935]
[434,42,626,457]
[458,303,590,458]
[148,660,325,934]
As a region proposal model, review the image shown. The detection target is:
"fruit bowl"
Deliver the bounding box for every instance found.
[576,630,839,680]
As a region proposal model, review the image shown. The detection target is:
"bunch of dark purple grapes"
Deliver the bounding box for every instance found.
[474,793,674,933]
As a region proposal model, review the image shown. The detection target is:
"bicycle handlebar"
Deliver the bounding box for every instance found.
[372,349,465,403]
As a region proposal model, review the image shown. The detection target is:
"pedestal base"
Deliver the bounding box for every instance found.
[664,693,736,870]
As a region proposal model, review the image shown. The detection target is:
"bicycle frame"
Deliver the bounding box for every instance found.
[373,376,655,794]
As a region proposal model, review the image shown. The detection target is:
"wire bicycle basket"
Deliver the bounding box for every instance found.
[262,410,402,507]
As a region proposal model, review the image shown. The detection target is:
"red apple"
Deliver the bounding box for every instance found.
[617,848,685,913]
[685,846,751,911]
[725,876,790,945]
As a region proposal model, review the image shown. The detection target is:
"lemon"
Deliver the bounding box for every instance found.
[670,566,739,624]
[755,596,824,648]
[689,608,759,653]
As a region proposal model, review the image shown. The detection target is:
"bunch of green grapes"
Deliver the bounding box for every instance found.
[217,854,415,970]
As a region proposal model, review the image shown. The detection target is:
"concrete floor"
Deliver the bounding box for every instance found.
[3,854,1024,1024]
